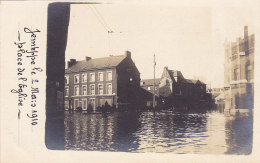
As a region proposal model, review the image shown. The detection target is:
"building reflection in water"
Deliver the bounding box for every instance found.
[63,110,252,154]
[224,112,253,154]
[64,111,141,151]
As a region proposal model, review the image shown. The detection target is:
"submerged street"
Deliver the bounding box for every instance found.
[59,110,253,154]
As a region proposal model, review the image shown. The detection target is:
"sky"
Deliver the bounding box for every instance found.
[65,2,258,88]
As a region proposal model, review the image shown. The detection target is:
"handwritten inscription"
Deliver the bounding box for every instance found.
[11,27,42,126]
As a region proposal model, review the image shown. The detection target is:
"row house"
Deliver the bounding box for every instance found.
[224,26,254,112]
[140,79,161,107]
[64,51,141,111]
[159,67,207,107]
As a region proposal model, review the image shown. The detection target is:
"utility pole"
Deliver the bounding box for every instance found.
[153,54,156,109]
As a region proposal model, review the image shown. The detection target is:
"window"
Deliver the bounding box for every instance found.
[246,64,252,81]
[98,84,103,95]
[74,85,79,96]
[234,68,240,81]
[90,73,95,82]
[64,86,69,97]
[82,85,87,95]
[82,99,87,110]
[65,75,69,84]
[107,83,112,94]
[74,74,79,84]
[98,72,103,81]
[107,71,112,81]
[90,84,95,95]
[74,99,79,110]
[148,87,151,90]
[82,73,87,83]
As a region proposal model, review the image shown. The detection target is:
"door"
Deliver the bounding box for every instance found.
[88,98,95,111]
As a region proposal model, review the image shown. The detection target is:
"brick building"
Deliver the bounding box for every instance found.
[140,79,160,107]
[224,26,254,113]
[64,51,141,111]
[159,67,207,108]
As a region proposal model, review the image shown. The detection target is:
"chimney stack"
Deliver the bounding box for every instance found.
[85,56,92,61]
[244,26,248,40]
[125,50,131,58]
[67,59,76,68]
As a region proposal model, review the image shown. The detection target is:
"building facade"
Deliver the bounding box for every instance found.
[224,26,254,113]
[140,79,160,107]
[159,67,207,108]
[64,51,141,111]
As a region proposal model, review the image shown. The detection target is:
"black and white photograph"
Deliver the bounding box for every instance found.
[1,0,260,162]
[46,2,255,154]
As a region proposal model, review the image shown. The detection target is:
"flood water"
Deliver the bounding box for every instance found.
[48,110,253,154]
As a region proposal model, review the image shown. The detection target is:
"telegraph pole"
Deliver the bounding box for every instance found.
[153,54,156,109]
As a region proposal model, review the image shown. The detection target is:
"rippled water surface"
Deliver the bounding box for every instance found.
[55,110,253,154]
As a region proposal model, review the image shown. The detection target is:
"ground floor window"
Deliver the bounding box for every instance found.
[82,98,87,110]
[74,99,79,110]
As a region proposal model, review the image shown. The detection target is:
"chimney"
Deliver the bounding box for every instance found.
[67,59,76,68]
[125,50,131,58]
[244,26,248,40]
[85,56,92,61]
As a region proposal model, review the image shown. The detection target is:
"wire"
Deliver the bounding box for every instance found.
[87,5,110,32]
[91,5,112,32]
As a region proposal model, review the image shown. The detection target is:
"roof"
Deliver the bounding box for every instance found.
[196,80,205,85]
[141,78,160,86]
[165,68,206,85]
[65,55,127,73]
[168,70,184,80]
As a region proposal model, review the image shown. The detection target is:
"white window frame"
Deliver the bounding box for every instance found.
[82,98,88,110]
[74,74,79,84]
[98,84,103,95]
[106,71,112,81]
[65,75,69,85]
[106,83,112,95]
[74,99,79,110]
[82,73,87,83]
[74,85,79,96]
[82,85,87,96]
[64,86,69,97]
[98,72,104,81]
[90,72,95,82]
[90,84,95,95]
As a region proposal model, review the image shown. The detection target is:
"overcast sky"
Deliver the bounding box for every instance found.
[65,3,258,88]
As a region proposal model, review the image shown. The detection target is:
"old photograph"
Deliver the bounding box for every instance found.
[43,2,258,155]
[44,2,256,154]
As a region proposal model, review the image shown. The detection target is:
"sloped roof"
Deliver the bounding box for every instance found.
[196,80,205,85]
[141,78,160,86]
[184,79,197,84]
[168,70,184,79]
[165,68,206,85]
[65,55,127,73]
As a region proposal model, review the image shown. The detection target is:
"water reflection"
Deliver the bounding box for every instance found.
[63,110,252,154]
